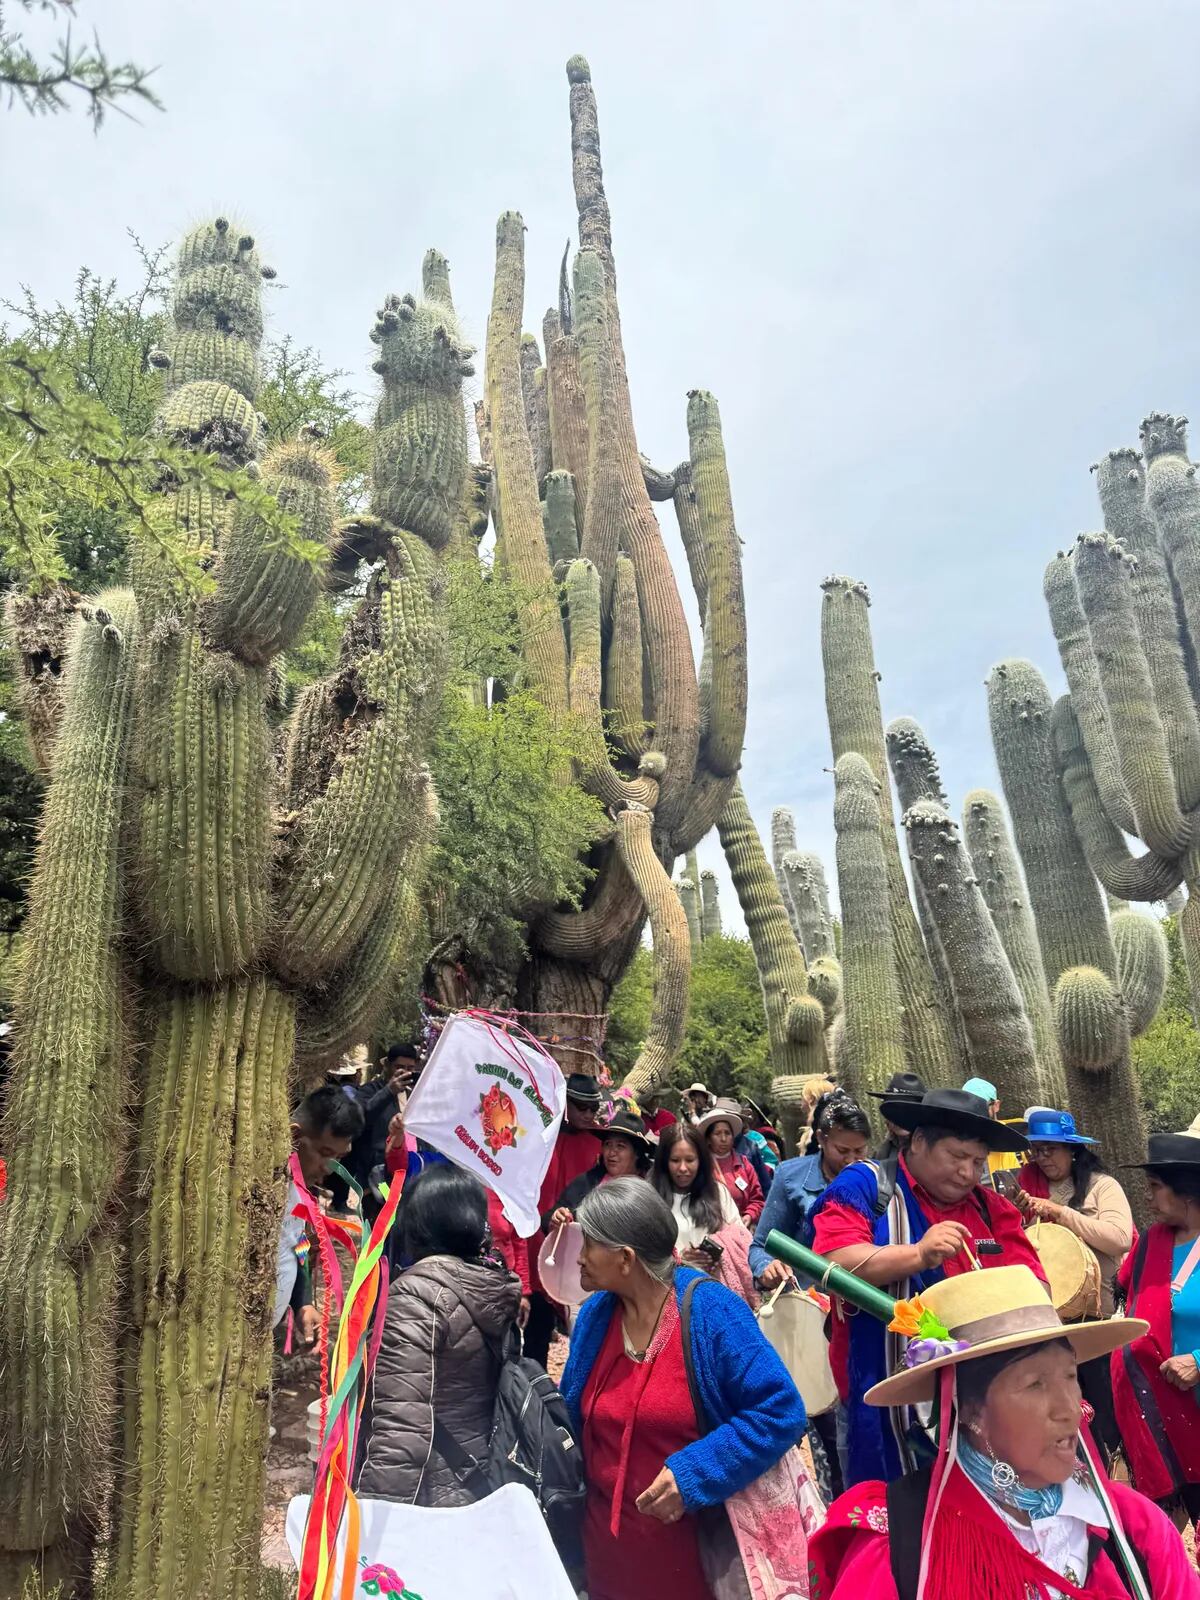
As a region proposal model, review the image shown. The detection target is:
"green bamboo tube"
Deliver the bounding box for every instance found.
[764,1230,897,1322]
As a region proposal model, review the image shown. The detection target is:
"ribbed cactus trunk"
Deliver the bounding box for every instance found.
[821,577,959,1085]
[699,868,722,939]
[0,594,138,1591]
[717,782,826,1152]
[985,660,1146,1192]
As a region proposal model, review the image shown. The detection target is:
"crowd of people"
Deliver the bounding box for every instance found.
[278,1044,1200,1599]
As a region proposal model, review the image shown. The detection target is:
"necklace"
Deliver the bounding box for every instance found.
[621,1291,669,1363]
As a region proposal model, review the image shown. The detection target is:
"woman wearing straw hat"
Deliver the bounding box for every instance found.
[807,1265,1198,1599]
[1111,1131,1200,1531]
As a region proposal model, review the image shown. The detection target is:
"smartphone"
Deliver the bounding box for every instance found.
[698,1236,725,1262]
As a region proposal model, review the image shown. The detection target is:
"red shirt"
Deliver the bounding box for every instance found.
[580,1310,708,1600]
[712,1150,764,1225]
[812,1154,1045,1398]
[529,1124,601,1296]
[487,1189,532,1294]
[644,1108,678,1138]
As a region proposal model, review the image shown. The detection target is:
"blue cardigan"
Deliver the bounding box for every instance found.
[559,1267,807,1510]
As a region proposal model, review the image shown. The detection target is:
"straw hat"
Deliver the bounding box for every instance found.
[696,1099,744,1139]
[865,1265,1147,1408]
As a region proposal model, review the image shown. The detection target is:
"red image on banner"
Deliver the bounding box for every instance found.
[478,1081,521,1153]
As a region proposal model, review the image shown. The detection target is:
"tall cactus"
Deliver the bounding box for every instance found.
[676,874,702,947]
[985,659,1145,1177]
[782,848,837,962]
[0,220,462,1596]
[833,753,907,1098]
[821,577,959,1084]
[717,781,827,1150]
[0,593,137,1593]
[962,789,1065,1101]
[771,806,805,944]
[700,868,722,939]
[469,58,748,1087]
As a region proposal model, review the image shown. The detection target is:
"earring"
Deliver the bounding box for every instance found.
[986,1440,1018,1493]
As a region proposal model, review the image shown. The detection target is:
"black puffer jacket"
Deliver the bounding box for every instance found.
[357,1253,521,1506]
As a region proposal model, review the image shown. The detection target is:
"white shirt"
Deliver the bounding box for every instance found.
[670,1183,742,1250]
[274,1180,306,1327]
[964,1461,1107,1599]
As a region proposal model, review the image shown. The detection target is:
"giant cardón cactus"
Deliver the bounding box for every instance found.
[1043,424,1200,1018]
[0,218,464,1597]
[461,58,748,1092]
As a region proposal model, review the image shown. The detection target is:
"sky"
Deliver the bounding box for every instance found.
[5,0,1200,937]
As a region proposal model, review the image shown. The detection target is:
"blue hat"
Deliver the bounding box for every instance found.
[1026,1107,1096,1147]
[961,1077,998,1103]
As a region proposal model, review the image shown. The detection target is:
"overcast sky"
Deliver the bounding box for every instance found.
[5,1,1200,937]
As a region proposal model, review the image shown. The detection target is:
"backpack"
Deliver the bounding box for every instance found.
[432,1324,586,1534]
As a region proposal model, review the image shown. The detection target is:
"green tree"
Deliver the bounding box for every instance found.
[1,0,160,126]
[1133,914,1200,1134]
[606,933,771,1104]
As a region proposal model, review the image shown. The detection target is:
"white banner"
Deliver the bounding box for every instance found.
[285,1484,576,1599]
[402,1013,566,1238]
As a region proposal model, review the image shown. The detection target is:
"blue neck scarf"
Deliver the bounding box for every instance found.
[958,1437,1065,1522]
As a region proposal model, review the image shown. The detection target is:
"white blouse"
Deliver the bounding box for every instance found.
[670,1184,742,1250]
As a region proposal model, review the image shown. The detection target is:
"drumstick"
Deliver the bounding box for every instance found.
[545,1221,566,1268]
[757,1274,793,1320]
[960,1237,984,1272]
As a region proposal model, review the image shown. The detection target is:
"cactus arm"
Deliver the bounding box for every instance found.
[616,804,690,1098]
[687,389,747,780]
[485,212,570,719]
[676,875,702,946]
[1043,550,1136,834]
[535,841,645,960]
[1051,694,1183,900]
[565,60,699,834]
[606,552,647,758]
[783,852,839,962]
[771,809,805,945]
[573,248,622,606]
[1142,412,1200,683]
[821,576,958,1083]
[986,660,1115,986]
[1072,533,1191,858]
[832,753,908,1099]
[1111,908,1169,1038]
[699,867,722,939]
[3,583,77,774]
[206,433,337,666]
[1096,447,1200,811]
[640,455,677,500]
[520,332,552,490]
[563,557,660,808]
[905,798,1044,1107]
[962,789,1065,1103]
[716,780,827,1117]
[1053,965,1130,1073]
[671,459,709,619]
[0,592,137,1577]
[542,469,581,569]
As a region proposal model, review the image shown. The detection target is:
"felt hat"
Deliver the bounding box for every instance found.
[1124,1131,1200,1171]
[597,1108,653,1149]
[1025,1108,1096,1147]
[866,1265,1147,1408]
[696,1099,745,1140]
[564,1073,603,1107]
[961,1076,999,1103]
[880,1087,1029,1153]
[867,1071,928,1101]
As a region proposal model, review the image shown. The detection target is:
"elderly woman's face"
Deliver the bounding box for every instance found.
[1032,1142,1074,1184]
[1147,1174,1195,1226]
[602,1135,638,1177]
[967,1343,1082,1489]
[578,1234,631,1293]
[706,1120,735,1158]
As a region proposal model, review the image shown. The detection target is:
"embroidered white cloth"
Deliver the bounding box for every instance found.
[285,1482,576,1599]
[402,1013,566,1237]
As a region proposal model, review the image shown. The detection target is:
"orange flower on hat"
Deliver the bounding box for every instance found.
[888,1296,927,1338]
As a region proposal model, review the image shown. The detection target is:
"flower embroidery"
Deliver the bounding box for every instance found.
[360,1563,423,1600]
[847,1502,888,1532]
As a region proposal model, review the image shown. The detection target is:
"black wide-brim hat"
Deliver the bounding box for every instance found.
[880,1088,1029,1153]
[1123,1132,1200,1171]
[564,1072,603,1107]
[597,1109,653,1149]
[868,1071,928,1101]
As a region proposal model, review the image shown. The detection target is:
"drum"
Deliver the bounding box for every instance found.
[537,1221,588,1307]
[756,1290,838,1416]
[1031,1220,1102,1322]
